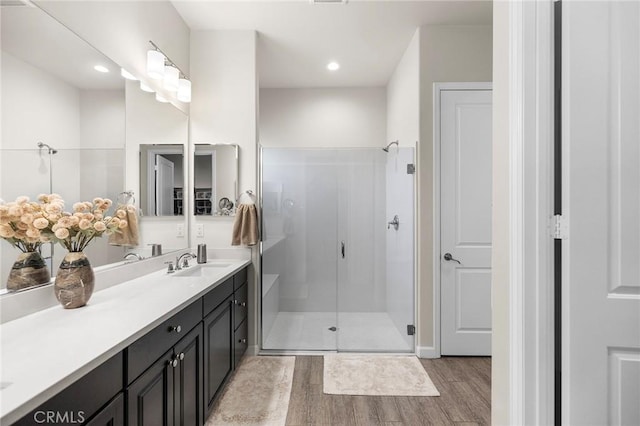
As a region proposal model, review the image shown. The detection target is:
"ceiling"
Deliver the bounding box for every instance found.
[1,4,123,90]
[172,0,492,88]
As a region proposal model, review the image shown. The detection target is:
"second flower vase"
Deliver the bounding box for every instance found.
[54,251,95,309]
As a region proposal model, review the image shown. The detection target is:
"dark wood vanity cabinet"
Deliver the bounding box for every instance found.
[126,324,204,426]
[13,352,124,426]
[11,266,248,426]
[203,297,233,415]
[85,393,124,426]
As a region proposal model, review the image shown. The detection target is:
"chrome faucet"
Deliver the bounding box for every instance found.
[124,252,143,262]
[175,253,196,270]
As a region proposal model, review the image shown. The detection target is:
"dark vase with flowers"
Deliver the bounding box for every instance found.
[54,251,94,309]
[6,250,51,291]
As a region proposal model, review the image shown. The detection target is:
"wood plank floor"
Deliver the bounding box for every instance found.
[285,356,491,426]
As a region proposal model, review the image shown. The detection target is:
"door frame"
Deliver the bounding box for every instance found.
[432,81,493,359]
[496,0,555,424]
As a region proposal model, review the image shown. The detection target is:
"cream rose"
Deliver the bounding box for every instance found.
[93,222,107,232]
[33,218,49,230]
[54,228,70,239]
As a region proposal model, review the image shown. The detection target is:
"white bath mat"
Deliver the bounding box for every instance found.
[323,354,440,396]
[206,356,295,426]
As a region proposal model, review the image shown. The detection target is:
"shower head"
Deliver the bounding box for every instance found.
[382,140,399,152]
[37,141,57,154]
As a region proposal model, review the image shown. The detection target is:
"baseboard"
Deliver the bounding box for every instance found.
[416,346,440,359]
[247,344,260,356]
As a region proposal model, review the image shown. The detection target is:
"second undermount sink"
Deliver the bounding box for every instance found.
[173,263,232,277]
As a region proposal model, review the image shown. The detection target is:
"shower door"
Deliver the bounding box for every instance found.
[261,147,414,352]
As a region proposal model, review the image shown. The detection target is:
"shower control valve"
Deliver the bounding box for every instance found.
[387,215,400,230]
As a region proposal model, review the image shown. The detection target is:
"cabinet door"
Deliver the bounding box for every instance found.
[174,323,204,426]
[203,297,233,415]
[234,318,248,369]
[127,349,175,426]
[85,393,124,426]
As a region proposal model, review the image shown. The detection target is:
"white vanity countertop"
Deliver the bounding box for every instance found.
[0,258,250,425]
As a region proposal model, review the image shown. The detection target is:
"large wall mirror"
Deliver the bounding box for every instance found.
[194,144,238,216]
[0,4,188,291]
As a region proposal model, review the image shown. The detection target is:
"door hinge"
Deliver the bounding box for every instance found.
[407,325,415,336]
[407,164,415,174]
[552,214,568,239]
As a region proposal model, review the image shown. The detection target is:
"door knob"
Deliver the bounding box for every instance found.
[443,253,461,264]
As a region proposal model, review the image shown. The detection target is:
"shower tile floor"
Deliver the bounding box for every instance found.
[263,312,412,352]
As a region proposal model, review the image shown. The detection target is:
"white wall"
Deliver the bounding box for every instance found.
[125,80,189,252]
[80,90,125,150]
[418,25,493,353]
[260,87,386,148]
[190,30,258,248]
[1,52,80,151]
[385,28,420,349]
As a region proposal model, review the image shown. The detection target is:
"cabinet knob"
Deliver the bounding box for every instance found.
[239,338,247,344]
[233,300,238,305]
[179,352,185,361]
[240,302,246,307]
[169,358,178,368]
[170,325,182,333]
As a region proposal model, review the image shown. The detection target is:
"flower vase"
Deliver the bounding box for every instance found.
[6,251,51,291]
[54,251,95,309]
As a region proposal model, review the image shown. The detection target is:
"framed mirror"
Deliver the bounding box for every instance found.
[194,144,238,216]
[140,145,184,216]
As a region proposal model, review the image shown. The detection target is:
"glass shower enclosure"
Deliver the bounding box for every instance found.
[261,147,415,352]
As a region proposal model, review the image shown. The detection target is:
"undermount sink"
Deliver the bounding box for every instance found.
[173,263,232,277]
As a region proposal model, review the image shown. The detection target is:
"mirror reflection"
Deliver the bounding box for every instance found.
[140,145,185,216]
[1,4,127,289]
[194,144,238,216]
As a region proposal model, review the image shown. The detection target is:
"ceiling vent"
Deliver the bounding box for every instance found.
[0,0,35,7]
[309,0,348,4]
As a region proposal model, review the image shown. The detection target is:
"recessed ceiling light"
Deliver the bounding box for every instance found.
[327,62,340,71]
[120,68,137,80]
[94,65,109,73]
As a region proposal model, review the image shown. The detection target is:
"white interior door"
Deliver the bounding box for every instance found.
[440,87,492,356]
[155,154,175,216]
[562,2,640,424]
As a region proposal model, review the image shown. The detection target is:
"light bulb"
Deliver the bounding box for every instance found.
[147,50,165,80]
[177,78,191,103]
[163,66,179,92]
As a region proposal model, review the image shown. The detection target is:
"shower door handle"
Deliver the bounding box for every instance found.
[341,241,345,259]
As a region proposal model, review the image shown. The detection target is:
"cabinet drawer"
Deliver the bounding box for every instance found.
[203,277,233,317]
[233,267,247,290]
[14,351,123,426]
[233,282,248,330]
[127,299,202,384]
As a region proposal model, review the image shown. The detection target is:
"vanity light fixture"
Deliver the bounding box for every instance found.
[147,40,192,103]
[177,78,191,103]
[327,61,340,71]
[120,68,137,80]
[163,65,179,92]
[147,49,165,80]
[94,65,109,73]
[140,81,154,93]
